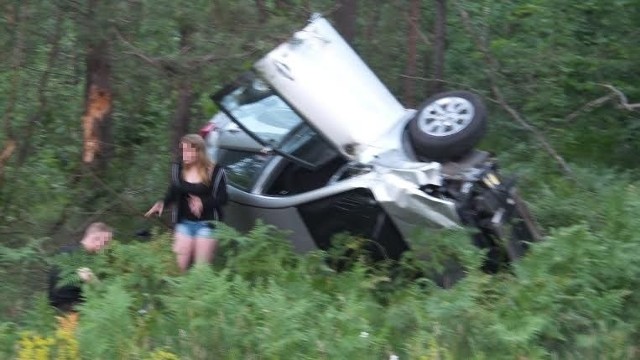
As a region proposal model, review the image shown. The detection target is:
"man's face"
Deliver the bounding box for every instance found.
[82,231,112,253]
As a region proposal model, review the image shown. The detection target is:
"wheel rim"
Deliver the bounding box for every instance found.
[416,96,475,137]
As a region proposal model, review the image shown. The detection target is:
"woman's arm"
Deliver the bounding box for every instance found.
[146,163,180,217]
[202,166,228,210]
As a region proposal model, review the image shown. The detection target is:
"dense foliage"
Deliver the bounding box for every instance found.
[1,0,640,358]
[4,171,640,359]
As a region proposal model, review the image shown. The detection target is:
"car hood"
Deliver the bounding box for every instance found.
[254,15,407,160]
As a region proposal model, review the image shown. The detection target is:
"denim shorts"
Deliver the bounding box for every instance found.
[175,220,214,239]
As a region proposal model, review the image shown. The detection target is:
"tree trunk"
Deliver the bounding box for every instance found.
[333,0,358,44]
[256,0,268,23]
[432,0,447,94]
[404,0,420,107]
[0,2,25,185]
[81,0,113,172]
[169,28,195,161]
[82,39,113,171]
[275,0,291,9]
[17,10,63,165]
[364,6,381,42]
[170,81,194,160]
[0,140,16,188]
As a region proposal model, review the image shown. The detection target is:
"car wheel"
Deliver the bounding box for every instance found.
[408,90,487,161]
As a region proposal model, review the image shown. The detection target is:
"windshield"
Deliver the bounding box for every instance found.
[220,87,302,146]
[214,72,339,169]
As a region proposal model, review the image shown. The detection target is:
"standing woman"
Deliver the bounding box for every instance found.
[146,134,228,271]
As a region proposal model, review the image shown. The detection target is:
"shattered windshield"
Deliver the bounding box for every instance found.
[220,86,302,146]
[215,72,339,169]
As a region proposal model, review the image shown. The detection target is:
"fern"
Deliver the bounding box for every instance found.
[76,280,135,359]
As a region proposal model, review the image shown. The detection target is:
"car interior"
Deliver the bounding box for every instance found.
[264,155,347,195]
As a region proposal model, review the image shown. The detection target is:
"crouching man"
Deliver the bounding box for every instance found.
[47,222,113,312]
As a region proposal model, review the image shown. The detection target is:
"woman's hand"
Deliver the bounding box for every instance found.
[145,201,164,217]
[188,195,203,218]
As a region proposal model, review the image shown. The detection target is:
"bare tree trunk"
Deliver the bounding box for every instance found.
[275,0,291,9]
[0,2,25,185]
[116,18,247,163]
[333,0,358,44]
[364,6,381,42]
[0,140,16,188]
[81,0,113,172]
[432,0,446,94]
[171,81,194,160]
[256,0,268,23]
[403,0,420,107]
[170,28,195,160]
[17,10,63,165]
[82,39,113,171]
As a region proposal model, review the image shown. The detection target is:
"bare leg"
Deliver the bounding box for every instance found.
[173,232,195,272]
[194,237,218,265]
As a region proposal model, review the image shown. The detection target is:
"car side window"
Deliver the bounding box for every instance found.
[217,149,273,192]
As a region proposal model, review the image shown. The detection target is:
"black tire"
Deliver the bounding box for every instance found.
[408,90,487,161]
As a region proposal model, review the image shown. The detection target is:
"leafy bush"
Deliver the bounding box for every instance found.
[4,164,640,358]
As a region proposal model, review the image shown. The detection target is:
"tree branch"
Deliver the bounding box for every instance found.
[115,29,163,69]
[565,94,614,122]
[453,1,574,177]
[115,28,255,74]
[400,74,500,104]
[600,84,640,111]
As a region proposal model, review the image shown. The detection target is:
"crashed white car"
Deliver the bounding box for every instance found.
[204,15,540,268]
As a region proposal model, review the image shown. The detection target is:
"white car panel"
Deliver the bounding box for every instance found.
[254,16,407,161]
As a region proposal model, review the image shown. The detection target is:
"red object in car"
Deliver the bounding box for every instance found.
[199,122,217,139]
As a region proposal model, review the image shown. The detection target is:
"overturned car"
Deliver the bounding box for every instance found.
[203,15,540,269]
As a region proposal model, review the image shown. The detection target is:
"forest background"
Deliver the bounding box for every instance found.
[1,0,640,358]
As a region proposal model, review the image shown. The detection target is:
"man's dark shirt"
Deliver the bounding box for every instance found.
[47,244,83,312]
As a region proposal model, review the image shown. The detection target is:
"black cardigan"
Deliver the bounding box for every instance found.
[162,163,228,224]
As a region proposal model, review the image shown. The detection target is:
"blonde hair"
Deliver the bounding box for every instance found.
[84,222,112,236]
[180,134,214,185]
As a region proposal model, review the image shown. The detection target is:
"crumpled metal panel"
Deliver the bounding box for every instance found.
[373,161,443,187]
[367,165,462,242]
